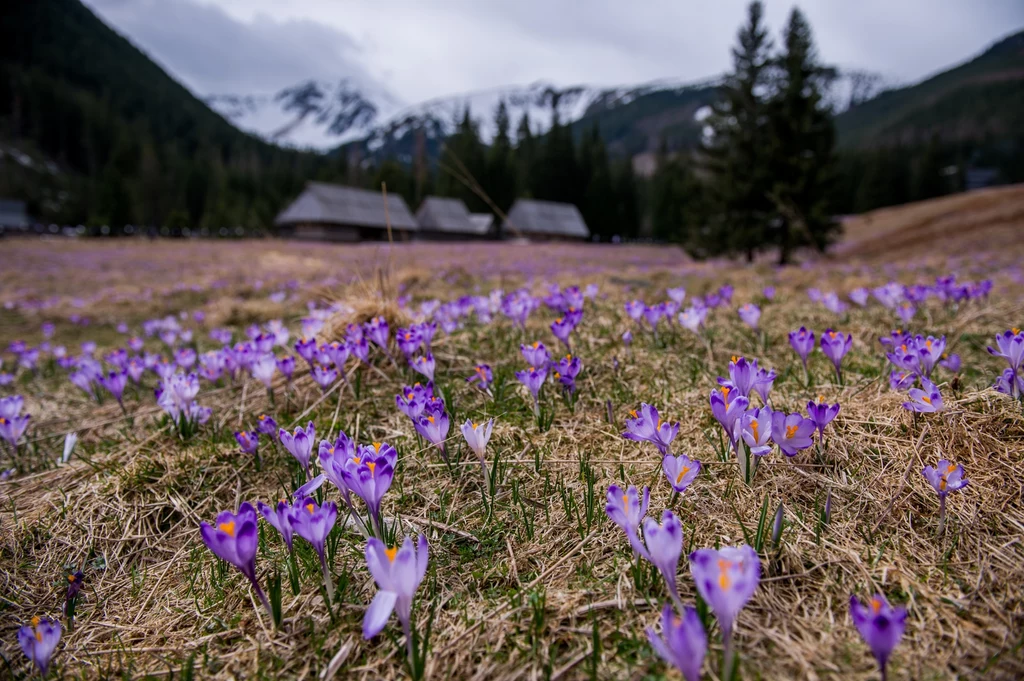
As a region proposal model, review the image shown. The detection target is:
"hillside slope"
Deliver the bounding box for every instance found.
[835,30,1024,148]
[836,183,1024,260]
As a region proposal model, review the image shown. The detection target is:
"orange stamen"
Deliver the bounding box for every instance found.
[218,521,236,536]
[785,424,798,438]
[385,546,398,562]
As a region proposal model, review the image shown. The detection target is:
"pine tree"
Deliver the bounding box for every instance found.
[485,100,518,217]
[578,124,615,240]
[515,113,537,200]
[650,142,706,252]
[766,7,840,264]
[437,107,488,212]
[702,0,774,261]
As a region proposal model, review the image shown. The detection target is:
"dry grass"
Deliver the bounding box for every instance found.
[1,236,1024,680]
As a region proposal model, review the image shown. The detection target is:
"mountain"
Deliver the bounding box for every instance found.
[206,27,1024,167]
[834,29,1024,148]
[0,0,326,228]
[206,78,709,153]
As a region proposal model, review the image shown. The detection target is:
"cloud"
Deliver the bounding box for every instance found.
[82,0,389,98]
[84,0,1024,104]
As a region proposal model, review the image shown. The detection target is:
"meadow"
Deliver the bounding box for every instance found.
[1,228,1023,680]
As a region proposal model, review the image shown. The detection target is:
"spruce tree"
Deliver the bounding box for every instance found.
[702,0,774,261]
[766,7,840,264]
[437,107,488,212]
[486,100,518,217]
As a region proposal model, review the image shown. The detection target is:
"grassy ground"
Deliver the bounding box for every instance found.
[1,237,1023,680]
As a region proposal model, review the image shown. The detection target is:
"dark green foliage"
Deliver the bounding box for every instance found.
[765,7,841,263]
[701,0,775,261]
[0,0,323,230]
[650,143,706,252]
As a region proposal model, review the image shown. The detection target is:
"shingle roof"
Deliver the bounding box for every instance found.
[415,197,487,235]
[504,199,590,239]
[468,213,495,234]
[274,182,418,231]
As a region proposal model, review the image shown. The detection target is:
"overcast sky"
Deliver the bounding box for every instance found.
[84,0,1024,106]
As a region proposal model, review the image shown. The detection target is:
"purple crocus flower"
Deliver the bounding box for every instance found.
[396,382,432,420]
[363,534,429,651]
[341,444,396,534]
[788,327,816,370]
[521,341,550,368]
[396,328,421,357]
[416,321,438,350]
[257,499,295,551]
[515,365,548,414]
[642,510,684,605]
[605,484,650,558]
[466,364,493,393]
[311,364,337,393]
[365,316,390,350]
[235,430,259,455]
[0,412,30,448]
[667,287,687,304]
[643,303,665,333]
[889,370,916,391]
[922,458,967,534]
[849,287,869,306]
[18,616,62,676]
[461,418,495,482]
[551,316,575,350]
[622,403,679,456]
[622,329,633,348]
[896,301,916,325]
[256,414,278,437]
[294,337,318,366]
[0,395,24,421]
[987,328,1024,371]
[820,329,853,382]
[752,363,776,403]
[850,594,907,679]
[553,354,582,394]
[662,453,700,494]
[806,398,840,438]
[625,300,646,322]
[99,370,129,404]
[678,306,707,334]
[199,502,271,616]
[318,433,357,502]
[415,407,450,459]
[646,605,707,681]
[718,356,757,398]
[690,545,759,665]
[250,354,276,389]
[737,303,760,329]
[710,388,749,446]
[995,367,1024,399]
[922,459,968,498]
[410,353,436,382]
[351,337,371,364]
[762,285,776,301]
[938,353,961,373]
[291,497,339,597]
[740,406,773,456]
[279,421,316,478]
[175,347,197,369]
[770,411,815,456]
[903,378,943,413]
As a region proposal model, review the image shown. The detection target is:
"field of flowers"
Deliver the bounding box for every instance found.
[1,236,1023,680]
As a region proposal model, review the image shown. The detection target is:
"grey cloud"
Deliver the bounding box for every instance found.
[82,0,387,97]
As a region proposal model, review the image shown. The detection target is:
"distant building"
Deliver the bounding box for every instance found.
[415,197,493,240]
[468,213,496,236]
[503,199,590,241]
[0,199,29,230]
[274,182,419,241]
